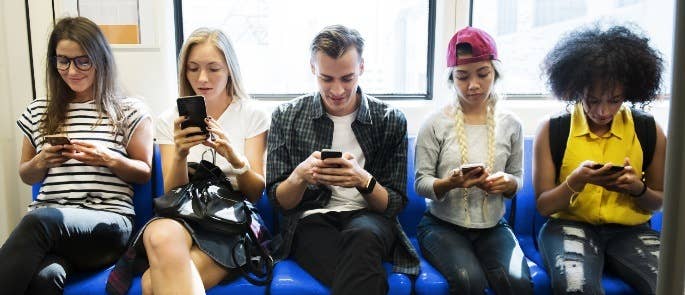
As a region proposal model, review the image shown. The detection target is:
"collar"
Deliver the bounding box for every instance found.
[571,103,626,140]
[309,87,372,124]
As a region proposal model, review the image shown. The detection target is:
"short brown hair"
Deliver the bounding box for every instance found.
[310,25,364,60]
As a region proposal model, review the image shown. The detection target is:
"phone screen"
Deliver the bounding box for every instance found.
[177,95,208,136]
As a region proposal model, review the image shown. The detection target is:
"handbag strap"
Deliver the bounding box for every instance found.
[231,206,274,286]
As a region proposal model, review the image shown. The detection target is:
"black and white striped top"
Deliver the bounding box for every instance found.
[17,98,150,216]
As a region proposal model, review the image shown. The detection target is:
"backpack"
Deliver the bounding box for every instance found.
[549,108,656,182]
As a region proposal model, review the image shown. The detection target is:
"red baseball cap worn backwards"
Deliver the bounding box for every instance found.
[446,26,498,67]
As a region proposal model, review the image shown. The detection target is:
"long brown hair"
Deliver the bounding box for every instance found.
[42,16,127,137]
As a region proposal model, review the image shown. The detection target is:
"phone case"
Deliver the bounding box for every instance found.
[321,149,342,160]
[177,95,208,136]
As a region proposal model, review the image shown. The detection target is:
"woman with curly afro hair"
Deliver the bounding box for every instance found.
[533,24,666,295]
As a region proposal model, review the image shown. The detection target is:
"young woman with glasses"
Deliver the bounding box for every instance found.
[0,16,153,294]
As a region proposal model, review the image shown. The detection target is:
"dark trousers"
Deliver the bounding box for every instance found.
[0,207,132,295]
[417,213,533,295]
[291,210,396,295]
[538,218,660,295]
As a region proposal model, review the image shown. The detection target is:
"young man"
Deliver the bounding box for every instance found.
[266,25,419,294]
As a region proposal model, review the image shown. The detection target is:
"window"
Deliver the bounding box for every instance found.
[177,0,435,100]
[472,0,675,97]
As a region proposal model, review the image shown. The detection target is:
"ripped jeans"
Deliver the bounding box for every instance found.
[538,218,660,295]
[418,213,533,295]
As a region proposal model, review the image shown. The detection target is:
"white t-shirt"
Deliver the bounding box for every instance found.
[155,99,269,189]
[302,110,366,217]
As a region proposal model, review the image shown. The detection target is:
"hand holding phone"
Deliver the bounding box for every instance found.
[176,95,208,137]
[45,134,71,146]
[460,163,485,177]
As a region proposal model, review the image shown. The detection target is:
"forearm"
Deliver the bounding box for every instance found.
[432,177,456,199]
[236,171,266,203]
[163,156,190,192]
[361,183,389,213]
[536,176,583,216]
[108,156,152,184]
[633,186,663,211]
[275,173,308,210]
[19,156,48,185]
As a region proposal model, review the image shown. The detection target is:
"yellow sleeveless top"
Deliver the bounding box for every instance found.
[551,104,652,225]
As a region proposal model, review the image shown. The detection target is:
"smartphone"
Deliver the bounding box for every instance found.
[176,95,208,137]
[591,163,625,172]
[321,149,342,160]
[45,134,71,146]
[461,163,485,176]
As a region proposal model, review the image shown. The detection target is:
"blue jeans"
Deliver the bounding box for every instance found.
[538,218,660,295]
[417,213,533,295]
[0,207,132,295]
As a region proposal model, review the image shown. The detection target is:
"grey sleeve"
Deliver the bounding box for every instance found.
[505,118,524,192]
[414,116,443,201]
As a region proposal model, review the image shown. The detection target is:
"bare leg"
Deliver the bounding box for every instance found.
[141,218,230,294]
[142,219,204,295]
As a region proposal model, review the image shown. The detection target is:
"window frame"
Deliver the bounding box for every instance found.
[172,0,437,101]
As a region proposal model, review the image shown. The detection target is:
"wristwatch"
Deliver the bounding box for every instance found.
[356,176,377,194]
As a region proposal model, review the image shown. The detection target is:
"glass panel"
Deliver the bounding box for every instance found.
[182,0,429,96]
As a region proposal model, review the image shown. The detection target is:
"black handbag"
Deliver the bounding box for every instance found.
[153,159,273,286]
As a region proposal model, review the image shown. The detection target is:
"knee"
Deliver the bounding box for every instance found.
[486,266,532,293]
[342,227,383,250]
[142,219,189,259]
[16,209,55,234]
[141,271,153,295]
[445,267,487,294]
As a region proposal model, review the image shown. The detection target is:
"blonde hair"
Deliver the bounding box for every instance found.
[177,28,249,101]
[454,95,498,225]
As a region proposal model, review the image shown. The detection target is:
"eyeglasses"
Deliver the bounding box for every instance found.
[53,55,93,71]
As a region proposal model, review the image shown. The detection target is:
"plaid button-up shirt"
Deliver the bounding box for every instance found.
[266,90,420,275]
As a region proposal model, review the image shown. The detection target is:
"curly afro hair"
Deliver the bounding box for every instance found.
[541,24,663,105]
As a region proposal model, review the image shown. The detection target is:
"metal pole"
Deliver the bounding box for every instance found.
[656,0,685,293]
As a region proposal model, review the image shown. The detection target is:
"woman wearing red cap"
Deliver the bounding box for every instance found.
[414,27,532,294]
[534,25,665,294]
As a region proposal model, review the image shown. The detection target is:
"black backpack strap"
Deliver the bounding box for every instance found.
[549,112,571,183]
[630,108,657,173]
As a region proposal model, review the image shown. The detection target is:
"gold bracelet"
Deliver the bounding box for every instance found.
[565,175,580,205]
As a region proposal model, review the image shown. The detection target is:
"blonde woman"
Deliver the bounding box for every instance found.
[414,27,532,294]
[107,28,269,295]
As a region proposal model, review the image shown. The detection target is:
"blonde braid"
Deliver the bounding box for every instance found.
[453,104,471,225]
[482,95,497,220]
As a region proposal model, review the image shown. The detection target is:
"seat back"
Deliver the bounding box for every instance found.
[511,137,546,266]
[398,136,426,237]
[31,144,163,232]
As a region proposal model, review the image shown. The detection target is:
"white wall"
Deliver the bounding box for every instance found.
[0,0,36,241]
